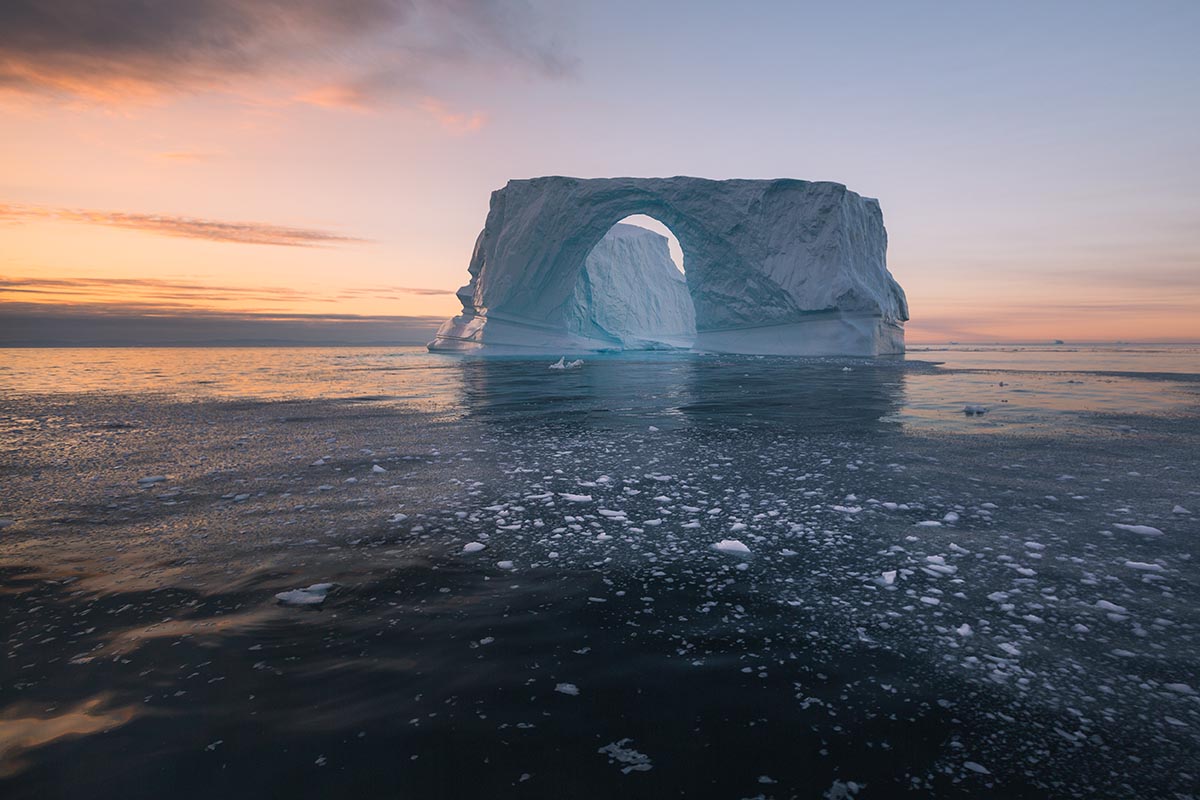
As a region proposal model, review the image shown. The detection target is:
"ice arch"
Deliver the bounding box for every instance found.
[564,221,696,350]
[428,176,908,356]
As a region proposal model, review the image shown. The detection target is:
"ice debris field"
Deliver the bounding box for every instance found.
[1,348,1198,798]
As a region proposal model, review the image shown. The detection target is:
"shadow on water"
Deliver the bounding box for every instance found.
[454,353,911,433]
[1,557,1055,800]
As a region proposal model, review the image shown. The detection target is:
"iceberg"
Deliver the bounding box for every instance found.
[429,177,907,356]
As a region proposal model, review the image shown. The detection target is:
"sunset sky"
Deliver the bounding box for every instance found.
[2,0,1198,344]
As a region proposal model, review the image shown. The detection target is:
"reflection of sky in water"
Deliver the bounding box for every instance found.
[1,346,1196,436]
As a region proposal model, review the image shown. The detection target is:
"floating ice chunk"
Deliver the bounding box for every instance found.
[497,560,515,570]
[963,761,991,775]
[915,520,942,527]
[137,475,167,486]
[780,549,798,557]
[371,464,387,473]
[823,779,863,798]
[275,583,333,606]
[714,539,751,555]
[963,405,988,416]
[549,357,584,370]
[1113,523,1164,537]
[559,493,594,503]
[598,739,652,774]
[881,570,897,585]
[1173,505,1191,514]
[956,623,973,637]
[1163,682,1196,695]
[1123,561,1163,571]
[463,542,486,553]
[998,642,1021,657]
[942,512,960,523]
[555,683,580,696]
[919,596,940,605]
[648,426,660,432]
[1096,600,1127,614]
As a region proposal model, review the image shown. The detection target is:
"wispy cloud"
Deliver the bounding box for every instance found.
[419,97,488,134]
[0,275,454,313]
[0,0,576,114]
[0,202,365,247]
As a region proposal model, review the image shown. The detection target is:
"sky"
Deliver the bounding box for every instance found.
[1,0,1197,345]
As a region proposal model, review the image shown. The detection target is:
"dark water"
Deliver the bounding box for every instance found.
[1,347,1198,798]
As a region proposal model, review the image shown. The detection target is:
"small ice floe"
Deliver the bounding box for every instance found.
[497,560,515,570]
[1124,561,1163,572]
[915,520,942,527]
[137,475,168,486]
[713,539,751,555]
[648,425,660,432]
[554,682,580,696]
[558,493,594,503]
[963,761,991,775]
[1171,505,1190,514]
[1113,523,1165,537]
[823,780,863,798]
[881,570,897,586]
[598,739,652,774]
[549,357,584,370]
[962,405,988,416]
[1164,682,1196,695]
[275,583,333,606]
[463,542,486,553]
[371,464,387,473]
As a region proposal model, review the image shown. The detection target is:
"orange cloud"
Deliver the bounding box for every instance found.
[0,202,365,247]
[0,0,574,111]
[419,97,488,134]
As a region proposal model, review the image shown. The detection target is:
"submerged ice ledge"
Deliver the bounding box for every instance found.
[429,176,908,356]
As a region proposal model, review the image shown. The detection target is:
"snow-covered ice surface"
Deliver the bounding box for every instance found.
[1,344,1198,799]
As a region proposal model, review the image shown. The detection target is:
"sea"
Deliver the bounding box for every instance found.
[1,345,1197,798]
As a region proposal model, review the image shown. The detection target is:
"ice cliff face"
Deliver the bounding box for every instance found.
[429,177,907,356]
[565,223,695,350]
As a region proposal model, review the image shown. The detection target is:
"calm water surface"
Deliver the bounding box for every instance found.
[1,346,1197,798]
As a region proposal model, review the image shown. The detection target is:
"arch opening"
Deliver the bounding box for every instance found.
[563,214,697,351]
